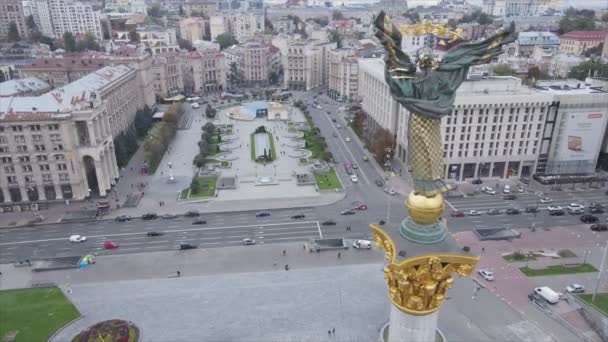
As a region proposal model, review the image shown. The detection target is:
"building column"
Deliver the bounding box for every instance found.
[459,164,464,181]
[387,303,439,342]
[2,187,11,203]
[20,186,28,202]
[474,163,480,179]
[502,162,509,179]
[54,183,63,200]
[95,159,108,197]
[87,121,97,144]
[108,145,119,180]
[101,152,112,189]
[37,186,46,201]
[103,149,115,185]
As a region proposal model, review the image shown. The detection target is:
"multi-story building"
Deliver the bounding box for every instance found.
[603,34,608,62]
[400,33,437,55]
[0,77,51,97]
[371,0,408,18]
[0,63,16,82]
[0,65,142,204]
[0,0,28,41]
[559,30,608,56]
[151,54,184,99]
[515,31,559,57]
[105,0,147,14]
[28,0,54,38]
[224,41,277,87]
[180,49,226,95]
[229,13,265,43]
[47,0,103,39]
[328,49,359,102]
[284,40,336,91]
[184,0,217,17]
[482,0,548,17]
[179,17,206,43]
[274,16,295,34]
[114,26,178,50]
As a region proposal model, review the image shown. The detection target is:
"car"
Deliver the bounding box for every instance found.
[487,209,501,215]
[352,164,358,169]
[549,209,565,216]
[341,209,355,215]
[590,224,608,231]
[256,211,271,217]
[471,178,483,185]
[567,203,585,211]
[547,205,563,212]
[590,207,605,214]
[503,194,517,200]
[506,208,521,215]
[580,215,598,223]
[242,238,256,245]
[450,210,465,217]
[115,215,131,222]
[162,213,178,219]
[353,240,372,249]
[503,185,511,194]
[332,118,337,122]
[478,269,495,281]
[354,204,368,210]
[528,292,545,302]
[566,284,585,294]
[517,187,525,193]
[481,186,496,195]
[350,174,358,183]
[336,124,341,128]
[384,188,396,195]
[142,213,158,220]
[192,219,207,225]
[184,211,200,217]
[362,156,369,161]
[375,179,384,187]
[291,214,306,219]
[467,210,481,216]
[332,132,338,137]
[540,197,553,203]
[345,137,351,142]
[146,231,164,237]
[589,202,603,209]
[525,207,538,213]
[69,235,87,243]
[179,243,197,250]
[322,220,337,225]
[345,167,353,175]
[103,240,118,249]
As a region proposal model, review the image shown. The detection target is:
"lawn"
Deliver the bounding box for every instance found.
[181,175,217,199]
[503,253,537,262]
[578,293,608,315]
[300,129,325,159]
[519,263,598,277]
[314,169,342,190]
[0,287,80,342]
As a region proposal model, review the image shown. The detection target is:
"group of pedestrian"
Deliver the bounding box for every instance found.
[159,201,166,207]
[345,226,351,231]
[327,328,335,336]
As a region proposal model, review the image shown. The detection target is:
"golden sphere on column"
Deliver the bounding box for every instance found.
[406,192,444,225]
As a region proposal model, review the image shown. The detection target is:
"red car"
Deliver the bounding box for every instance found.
[354,204,368,210]
[103,240,119,249]
[450,210,465,217]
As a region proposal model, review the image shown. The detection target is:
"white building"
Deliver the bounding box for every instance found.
[400,33,437,55]
[209,15,228,42]
[328,49,359,102]
[179,17,206,43]
[482,0,548,17]
[47,0,103,39]
[28,0,54,38]
[284,40,336,91]
[515,31,560,58]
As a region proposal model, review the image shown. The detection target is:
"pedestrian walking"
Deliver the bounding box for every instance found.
[177,270,181,277]
[482,247,485,253]
[338,252,341,259]
[332,328,335,335]
[283,250,286,256]
[285,264,289,271]
[328,330,331,336]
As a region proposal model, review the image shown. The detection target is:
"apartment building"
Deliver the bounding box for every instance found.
[180,49,226,95]
[284,40,336,91]
[603,34,608,62]
[482,0,548,17]
[515,31,559,58]
[179,17,206,43]
[0,65,141,205]
[328,49,359,102]
[114,26,177,50]
[184,0,217,17]
[151,54,184,98]
[223,41,278,87]
[47,0,103,39]
[559,30,608,56]
[209,13,265,43]
[0,0,28,41]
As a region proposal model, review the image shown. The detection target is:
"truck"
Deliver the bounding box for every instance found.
[533,286,560,304]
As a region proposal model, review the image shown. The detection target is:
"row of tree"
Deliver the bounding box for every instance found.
[193,122,218,167]
[143,104,179,172]
[113,105,155,167]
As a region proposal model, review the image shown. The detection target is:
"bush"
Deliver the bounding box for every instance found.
[193,154,206,167]
[190,178,199,193]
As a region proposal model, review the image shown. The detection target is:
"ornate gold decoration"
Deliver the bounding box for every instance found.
[406,192,444,225]
[370,224,479,316]
[396,20,463,43]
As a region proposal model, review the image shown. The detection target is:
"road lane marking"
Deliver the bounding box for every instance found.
[317,221,323,238]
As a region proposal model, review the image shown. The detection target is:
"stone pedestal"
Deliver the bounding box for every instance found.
[387,304,438,342]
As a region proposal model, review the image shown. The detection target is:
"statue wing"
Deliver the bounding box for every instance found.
[438,22,517,71]
[374,11,416,79]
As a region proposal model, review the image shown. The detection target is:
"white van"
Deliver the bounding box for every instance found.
[534,286,560,304]
[191,102,200,109]
[353,240,372,249]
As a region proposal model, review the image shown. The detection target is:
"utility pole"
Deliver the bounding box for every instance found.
[592,241,608,302]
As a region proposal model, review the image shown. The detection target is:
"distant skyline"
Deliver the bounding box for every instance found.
[409,0,607,10]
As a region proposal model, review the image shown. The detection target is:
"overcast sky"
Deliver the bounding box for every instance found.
[408,0,607,10]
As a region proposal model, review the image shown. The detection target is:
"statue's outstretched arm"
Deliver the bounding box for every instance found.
[374,11,417,79]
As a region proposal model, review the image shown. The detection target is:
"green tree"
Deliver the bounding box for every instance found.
[63,32,76,52]
[559,17,596,34]
[370,128,395,165]
[129,29,140,42]
[312,17,329,27]
[227,61,242,88]
[447,18,457,29]
[569,61,608,80]
[193,154,206,167]
[203,122,215,134]
[215,32,238,50]
[147,3,162,17]
[7,22,20,42]
[329,30,342,48]
[403,10,420,23]
[602,13,608,22]
[205,105,217,118]
[493,64,516,76]
[190,178,199,193]
[76,31,100,51]
[332,10,344,20]
[583,43,604,57]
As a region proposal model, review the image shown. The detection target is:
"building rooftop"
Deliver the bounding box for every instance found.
[518,31,559,46]
[0,77,51,97]
[560,30,608,41]
[0,65,133,119]
[534,79,607,95]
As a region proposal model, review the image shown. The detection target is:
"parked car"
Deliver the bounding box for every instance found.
[472,179,483,185]
[549,209,565,216]
[503,194,517,200]
[146,231,164,237]
[350,174,358,183]
[503,185,511,194]
[142,213,158,220]
[332,118,337,123]
[179,243,197,250]
[534,287,559,304]
[565,284,585,294]
[487,209,501,215]
[192,219,207,225]
[362,156,369,161]
[115,215,131,222]
[467,210,481,216]
[291,214,306,219]
[353,240,372,249]
[345,137,351,142]
[590,224,608,231]
[450,210,465,217]
[384,188,397,195]
[103,240,118,249]
[162,213,178,219]
[478,269,495,281]
[580,215,598,223]
[525,207,538,213]
[184,211,200,217]
[547,205,563,212]
[69,235,87,243]
[506,208,521,215]
[590,207,605,214]
[539,197,553,203]
[256,211,271,217]
[517,187,525,193]
[481,186,496,195]
[354,204,368,210]
[375,179,384,187]
[242,238,256,245]
[352,164,358,169]
[321,220,337,226]
[340,209,355,215]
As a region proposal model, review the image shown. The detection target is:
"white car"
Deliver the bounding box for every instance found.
[69,235,87,243]
[567,203,585,211]
[353,239,372,249]
[478,269,495,281]
[540,197,552,203]
[503,185,511,194]
[481,186,496,195]
[384,188,396,195]
[345,137,351,142]
[350,174,358,183]
[547,205,563,212]
[242,238,256,245]
[566,284,585,293]
[467,210,481,216]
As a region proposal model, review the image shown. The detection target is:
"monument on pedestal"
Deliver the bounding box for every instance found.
[370,12,517,341]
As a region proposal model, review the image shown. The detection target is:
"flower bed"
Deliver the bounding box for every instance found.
[72,319,140,342]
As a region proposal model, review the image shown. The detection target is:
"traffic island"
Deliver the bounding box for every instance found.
[520,263,598,276]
